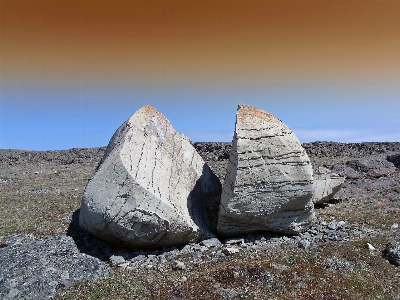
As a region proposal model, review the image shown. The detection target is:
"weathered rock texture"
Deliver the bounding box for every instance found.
[312,167,344,205]
[80,105,221,248]
[217,104,314,237]
[347,155,396,178]
[0,236,112,299]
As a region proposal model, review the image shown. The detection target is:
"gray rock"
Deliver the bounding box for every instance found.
[347,155,396,178]
[0,234,34,246]
[320,257,355,273]
[172,260,186,270]
[217,104,314,237]
[385,242,400,266]
[312,167,344,205]
[327,221,338,230]
[200,238,222,248]
[80,105,222,248]
[222,247,240,255]
[386,153,400,168]
[224,238,245,245]
[298,239,311,249]
[330,164,363,180]
[109,255,125,266]
[180,244,196,254]
[0,236,112,299]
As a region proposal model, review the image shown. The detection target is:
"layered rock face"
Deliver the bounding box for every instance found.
[217,104,314,237]
[312,167,344,205]
[80,105,221,248]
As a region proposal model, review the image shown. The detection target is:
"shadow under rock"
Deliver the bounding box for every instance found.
[67,209,129,261]
[66,164,222,259]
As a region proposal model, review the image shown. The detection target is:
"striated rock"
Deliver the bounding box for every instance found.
[80,105,221,248]
[217,104,314,237]
[312,167,344,205]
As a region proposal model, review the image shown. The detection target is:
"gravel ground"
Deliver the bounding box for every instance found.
[1,142,400,299]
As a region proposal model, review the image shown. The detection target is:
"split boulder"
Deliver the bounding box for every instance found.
[79,105,221,248]
[312,167,344,205]
[217,104,314,237]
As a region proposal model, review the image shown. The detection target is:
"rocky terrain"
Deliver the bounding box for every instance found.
[0,141,400,299]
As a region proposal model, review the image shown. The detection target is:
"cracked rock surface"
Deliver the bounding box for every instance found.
[312,166,344,205]
[80,105,221,248]
[0,236,111,300]
[217,104,314,237]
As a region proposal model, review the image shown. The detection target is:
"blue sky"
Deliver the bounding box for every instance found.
[1,80,399,150]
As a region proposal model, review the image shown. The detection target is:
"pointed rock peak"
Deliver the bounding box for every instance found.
[140,104,158,114]
[129,105,168,123]
[237,103,279,122]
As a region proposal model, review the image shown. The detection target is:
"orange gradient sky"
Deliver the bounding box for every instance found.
[2,0,400,82]
[1,0,400,150]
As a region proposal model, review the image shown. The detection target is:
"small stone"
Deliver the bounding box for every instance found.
[181,276,188,282]
[200,238,221,248]
[224,238,245,245]
[110,255,125,266]
[172,260,185,270]
[385,242,400,266]
[328,221,338,230]
[367,243,376,251]
[222,247,239,255]
[147,255,157,261]
[180,245,195,254]
[391,223,399,230]
[298,239,311,249]
[271,263,291,271]
[118,262,130,269]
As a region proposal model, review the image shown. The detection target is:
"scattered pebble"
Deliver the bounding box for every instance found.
[200,238,221,248]
[172,260,185,270]
[225,238,245,245]
[110,255,125,266]
[391,223,399,230]
[367,243,376,251]
[222,247,240,255]
[298,239,311,249]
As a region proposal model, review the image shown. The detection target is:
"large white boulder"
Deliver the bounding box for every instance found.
[79,105,221,248]
[312,167,344,205]
[217,104,314,237]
